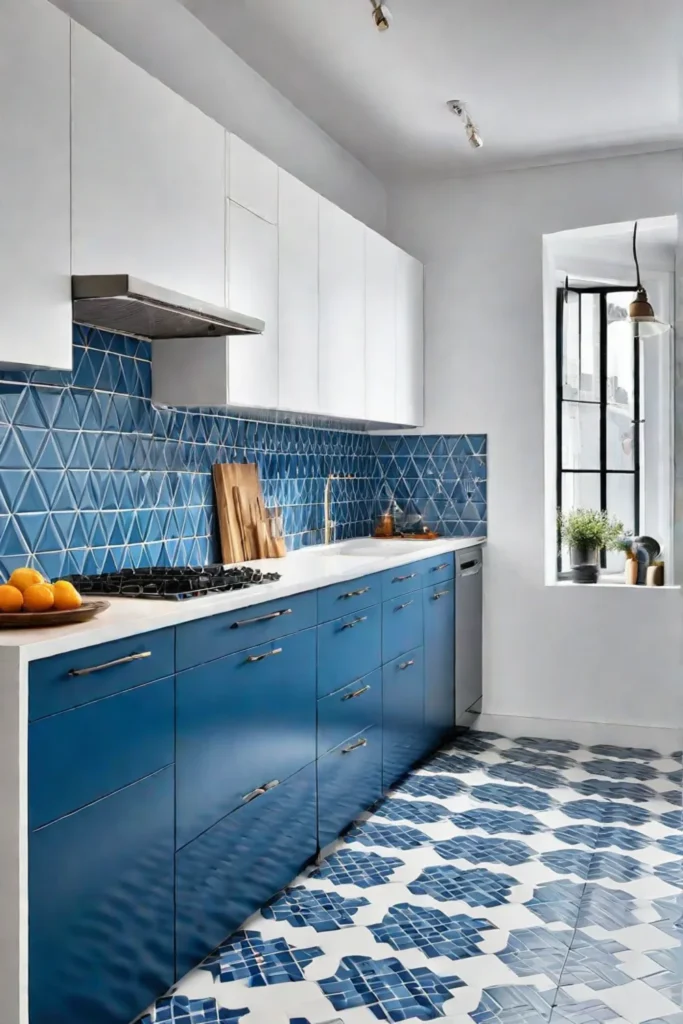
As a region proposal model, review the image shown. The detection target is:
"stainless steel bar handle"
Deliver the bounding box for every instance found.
[393,573,417,582]
[432,589,451,600]
[68,651,152,677]
[341,616,368,630]
[432,563,450,571]
[246,647,283,663]
[461,565,482,577]
[342,684,371,701]
[342,737,368,754]
[232,608,292,628]
[341,587,371,599]
[399,659,415,670]
[242,779,280,803]
[395,600,414,611]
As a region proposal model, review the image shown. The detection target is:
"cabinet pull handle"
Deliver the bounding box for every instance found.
[399,659,415,670]
[395,600,414,611]
[246,647,283,663]
[242,779,280,803]
[432,589,451,600]
[393,573,417,582]
[342,737,368,754]
[342,684,371,701]
[341,586,371,599]
[432,563,450,572]
[232,608,292,628]
[68,651,151,677]
[341,615,368,630]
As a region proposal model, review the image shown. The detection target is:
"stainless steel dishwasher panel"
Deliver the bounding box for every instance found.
[455,547,483,721]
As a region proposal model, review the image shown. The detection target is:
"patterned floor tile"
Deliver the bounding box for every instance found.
[142,730,682,1024]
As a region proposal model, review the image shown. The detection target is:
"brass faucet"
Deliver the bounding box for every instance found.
[324,474,354,545]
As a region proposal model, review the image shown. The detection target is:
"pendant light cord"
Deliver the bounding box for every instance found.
[633,221,642,289]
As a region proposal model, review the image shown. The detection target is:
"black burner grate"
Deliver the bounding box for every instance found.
[61,564,282,601]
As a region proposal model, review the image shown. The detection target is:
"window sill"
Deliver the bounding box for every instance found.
[553,573,680,590]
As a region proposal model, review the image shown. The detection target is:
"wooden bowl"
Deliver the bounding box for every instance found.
[0,599,111,629]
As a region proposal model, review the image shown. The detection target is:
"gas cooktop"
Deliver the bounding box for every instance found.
[62,565,282,601]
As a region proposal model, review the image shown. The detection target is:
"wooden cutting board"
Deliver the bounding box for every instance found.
[213,462,278,563]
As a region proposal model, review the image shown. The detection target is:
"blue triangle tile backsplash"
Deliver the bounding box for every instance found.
[0,326,486,579]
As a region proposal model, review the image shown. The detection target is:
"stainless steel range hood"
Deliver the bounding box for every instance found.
[72,275,264,341]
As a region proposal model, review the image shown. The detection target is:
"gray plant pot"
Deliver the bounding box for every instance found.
[570,544,599,584]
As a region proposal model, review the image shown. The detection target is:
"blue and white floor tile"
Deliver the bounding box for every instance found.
[141,732,682,1024]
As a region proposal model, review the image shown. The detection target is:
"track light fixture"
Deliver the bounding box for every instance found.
[447,99,483,150]
[369,0,392,31]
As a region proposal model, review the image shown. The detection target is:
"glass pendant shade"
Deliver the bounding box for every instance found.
[627,288,670,336]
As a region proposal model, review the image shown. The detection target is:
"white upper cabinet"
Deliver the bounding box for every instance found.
[318,199,366,421]
[229,135,278,225]
[365,230,397,424]
[71,23,226,306]
[278,170,319,415]
[395,248,424,426]
[0,0,71,370]
[227,202,278,409]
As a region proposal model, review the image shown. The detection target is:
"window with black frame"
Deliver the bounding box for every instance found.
[556,284,640,576]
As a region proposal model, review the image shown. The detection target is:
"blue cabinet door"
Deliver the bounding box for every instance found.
[317,726,382,849]
[317,669,381,757]
[175,762,317,980]
[176,627,316,848]
[382,592,424,664]
[317,602,381,698]
[422,580,455,755]
[382,646,425,790]
[29,766,174,1024]
[317,572,381,623]
[29,676,174,830]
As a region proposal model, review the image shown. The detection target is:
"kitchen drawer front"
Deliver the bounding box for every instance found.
[318,669,381,757]
[381,560,423,600]
[29,766,174,1024]
[420,552,455,584]
[317,601,381,698]
[317,726,383,850]
[382,646,425,790]
[176,626,316,849]
[175,761,316,980]
[317,572,380,624]
[382,592,424,664]
[29,676,174,831]
[176,591,317,671]
[29,627,174,721]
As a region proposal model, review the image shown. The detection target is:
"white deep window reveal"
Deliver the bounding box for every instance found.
[556,271,673,579]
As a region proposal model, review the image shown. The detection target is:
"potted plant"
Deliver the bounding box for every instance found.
[558,509,624,583]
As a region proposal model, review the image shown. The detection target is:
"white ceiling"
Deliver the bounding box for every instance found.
[182,0,683,180]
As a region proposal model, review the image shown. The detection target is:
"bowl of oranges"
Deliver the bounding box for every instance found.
[0,568,110,628]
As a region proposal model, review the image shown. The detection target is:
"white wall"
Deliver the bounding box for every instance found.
[387,151,683,736]
[50,0,387,233]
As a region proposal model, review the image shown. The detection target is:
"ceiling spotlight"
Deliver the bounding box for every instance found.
[447,99,483,150]
[369,0,392,31]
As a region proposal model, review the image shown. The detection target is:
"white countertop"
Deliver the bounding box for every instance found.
[1,537,484,661]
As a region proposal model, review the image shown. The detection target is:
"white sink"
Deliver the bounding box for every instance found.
[315,538,436,558]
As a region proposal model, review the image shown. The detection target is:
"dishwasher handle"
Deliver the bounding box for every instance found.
[457,550,483,577]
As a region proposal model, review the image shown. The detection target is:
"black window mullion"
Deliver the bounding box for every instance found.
[599,292,607,569]
[556,287,564,574]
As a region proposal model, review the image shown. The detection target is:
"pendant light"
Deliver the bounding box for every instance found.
[622,221,670,338]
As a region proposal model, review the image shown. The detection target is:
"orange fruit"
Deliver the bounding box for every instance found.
[23,584,55,613]
[52,580,82,611]
[0,584,23,613]
[8,567,45,593]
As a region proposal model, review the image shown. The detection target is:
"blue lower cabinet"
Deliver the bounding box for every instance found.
[422,580,455,754]
[29,766,175,1024]
[176,627,316,849]
[317,726,382,849]
[29,676,174,831]
[317,602,381,698]
[317,669,381,756]
[382,592,424,664]
[382,646,425,790]
[175,762,317,979]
